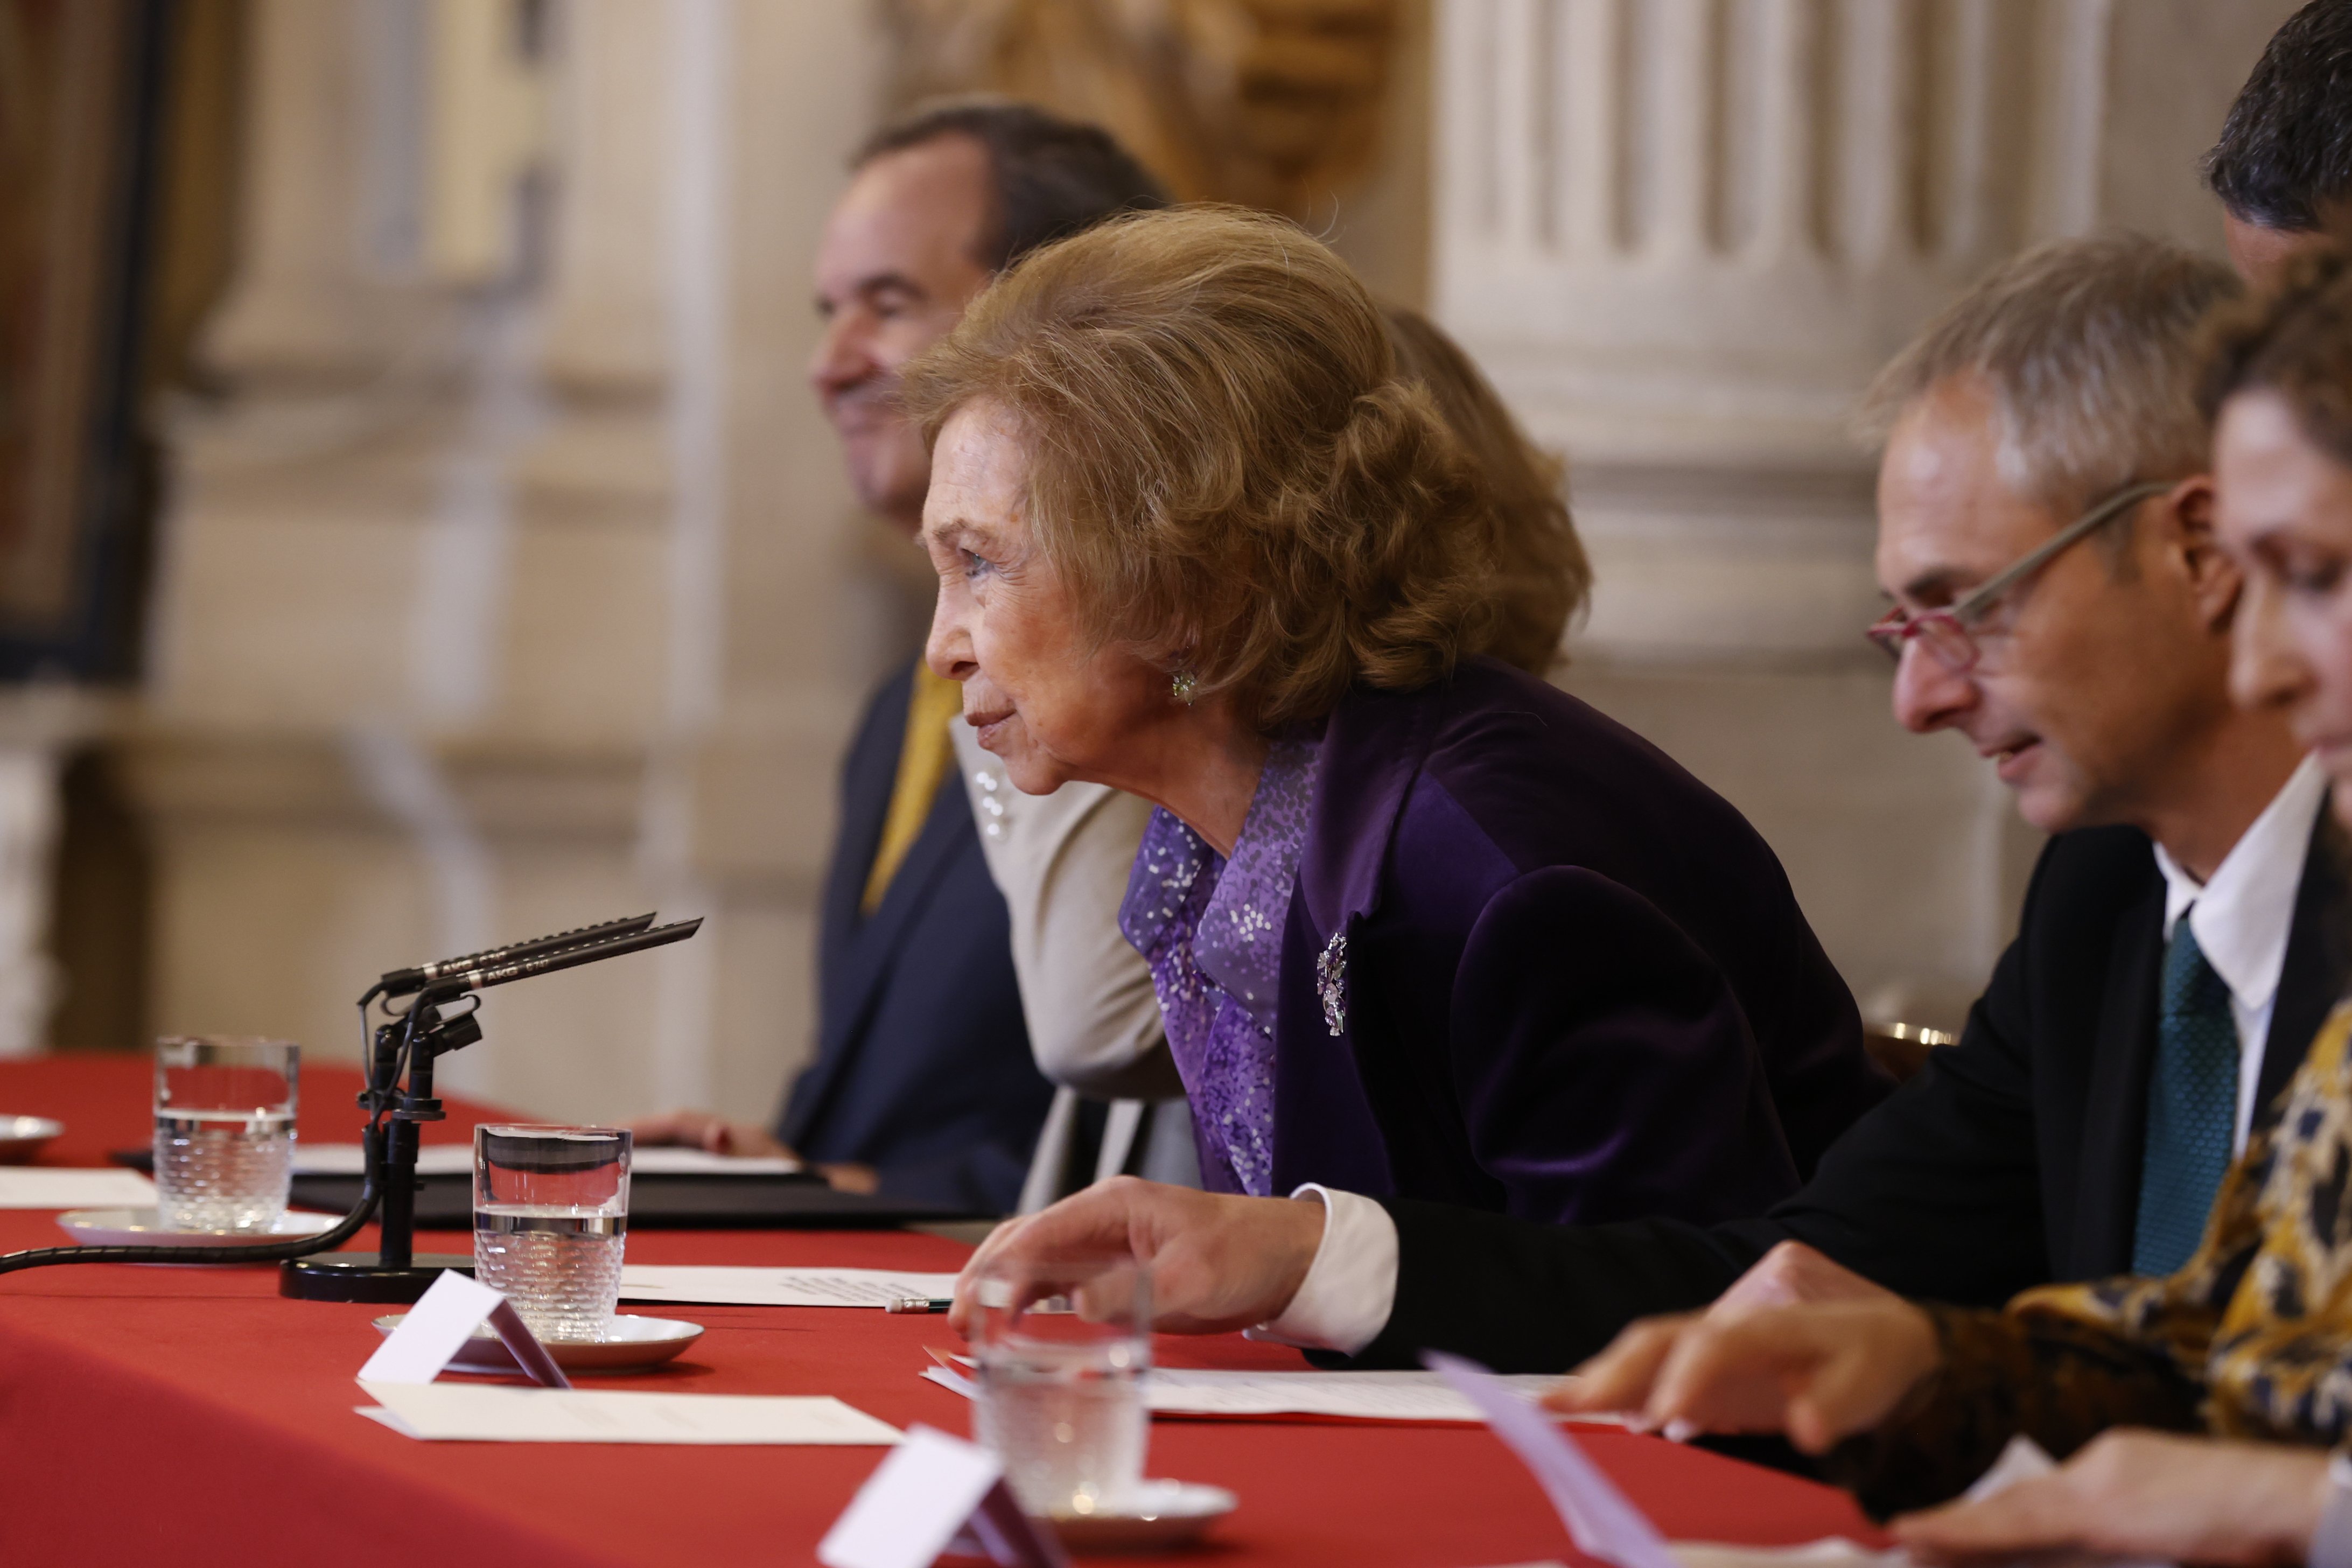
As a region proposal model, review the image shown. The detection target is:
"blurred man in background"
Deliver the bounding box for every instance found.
[2206,0,2352,284]
[634,102,1166,1211]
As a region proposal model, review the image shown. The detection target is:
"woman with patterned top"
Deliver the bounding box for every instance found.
[900,204,1890,1226]
[1554,251,2352,1562]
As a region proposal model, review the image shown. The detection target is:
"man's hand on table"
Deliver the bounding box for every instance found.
[1892,1430,2328,1566]
[948,1176,1326,1339]
[627,1110,878,1194]
[1543,1297,1941,1455]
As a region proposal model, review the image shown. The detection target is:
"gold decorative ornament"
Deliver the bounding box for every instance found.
[880,0,1400,218]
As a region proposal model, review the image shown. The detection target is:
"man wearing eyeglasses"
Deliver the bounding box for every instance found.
[948,232,2350,1375]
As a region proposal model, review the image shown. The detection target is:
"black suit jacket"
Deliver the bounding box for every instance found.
[1349,810,2347,1372]
[775,664,1051,1212]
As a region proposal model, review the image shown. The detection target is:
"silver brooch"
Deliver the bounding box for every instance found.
[1315,928,1348,1036]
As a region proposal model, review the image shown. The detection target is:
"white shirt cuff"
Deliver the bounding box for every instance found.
[1251,1184,1399,1356]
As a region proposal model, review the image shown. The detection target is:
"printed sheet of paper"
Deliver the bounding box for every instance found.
[295,1144,802,1177]
[293,1144,472,1176]
[356,1382,902,1445]
[1668,1542,1908,1568]
[1147,1368,1599,1421]
[919,1362,1615,1424]
[620,1265,961,1308]
[0,1167,157,1209]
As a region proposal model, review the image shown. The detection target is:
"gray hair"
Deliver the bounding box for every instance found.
[1856,236,2242,515]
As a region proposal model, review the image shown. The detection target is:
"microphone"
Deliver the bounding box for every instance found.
[415,917,703,997]
[371,913,657,1000]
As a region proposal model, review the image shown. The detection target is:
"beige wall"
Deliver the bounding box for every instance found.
[1437,0,2302,1032]
[128,0,889,1123]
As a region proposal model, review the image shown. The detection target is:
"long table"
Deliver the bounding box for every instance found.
[0,1056,1882,1566]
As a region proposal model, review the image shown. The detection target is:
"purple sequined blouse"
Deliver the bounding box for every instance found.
[1117,738,1321,1196]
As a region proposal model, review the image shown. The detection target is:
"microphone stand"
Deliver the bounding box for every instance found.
[275,985,485,1300]
[0,913,698,1296]
[282,915,702,1303]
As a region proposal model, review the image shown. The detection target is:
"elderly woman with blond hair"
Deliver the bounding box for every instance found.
[904,206,1888,1224]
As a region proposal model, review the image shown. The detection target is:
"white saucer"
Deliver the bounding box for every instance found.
[0,1115,62,1164]
[55,1207,341,1247]
[1048,1480,1238,1550]
[370,1311,706,1373]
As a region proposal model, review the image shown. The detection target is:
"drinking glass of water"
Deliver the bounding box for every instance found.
[153,1037,298,1233]
[472,1124,631,1342]
[970,1254,1150,1518]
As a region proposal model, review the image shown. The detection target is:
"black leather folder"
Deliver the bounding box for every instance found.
[110,1151,984,1228]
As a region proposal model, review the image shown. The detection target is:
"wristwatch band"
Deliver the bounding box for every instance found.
[2312,1450,2352,1568]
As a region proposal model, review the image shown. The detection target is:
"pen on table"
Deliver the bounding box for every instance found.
[886,1296,954,1314]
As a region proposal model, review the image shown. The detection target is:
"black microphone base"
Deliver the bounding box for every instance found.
[278,1252,475,1303]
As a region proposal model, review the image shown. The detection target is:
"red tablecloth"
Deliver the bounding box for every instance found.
[0,1057,1882,1567]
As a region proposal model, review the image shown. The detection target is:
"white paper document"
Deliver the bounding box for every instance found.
[295,1144,802,1177]
[294,1143,473,1175]
[618,1147,804,1175]
[355,1381,902,1445]
[1668,1544,1905,1568]
[620,1265,962,1308]
[0,1167,157,1209]
[920,1362,1605,1423]
[1149,1368,1590,1420]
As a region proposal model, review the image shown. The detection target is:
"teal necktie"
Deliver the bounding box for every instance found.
[2131,913,2239,1276]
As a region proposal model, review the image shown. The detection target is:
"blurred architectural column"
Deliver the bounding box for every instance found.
[0,746,61,1059]
[133,0,879,1121]
[1432,0,2301,1025]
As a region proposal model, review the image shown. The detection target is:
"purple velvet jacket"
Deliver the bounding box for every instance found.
[1263,656,1889,1227]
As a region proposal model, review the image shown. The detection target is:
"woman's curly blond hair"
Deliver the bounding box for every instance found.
[901,205,1511,732]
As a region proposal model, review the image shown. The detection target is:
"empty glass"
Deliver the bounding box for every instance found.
[473,1124,631,1342]
[969,1254,1150,1518]
[152,1037,299,1233]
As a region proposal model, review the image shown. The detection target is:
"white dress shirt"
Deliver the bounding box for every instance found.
[2151,752,2328,1154]
[1258,755,2333,1354]
[1255,1185,1399,1356]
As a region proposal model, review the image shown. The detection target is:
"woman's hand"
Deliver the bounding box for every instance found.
[1542,1299,1942,1454]
[948,1176,1327,1339]
[1893,1430,2328,1566]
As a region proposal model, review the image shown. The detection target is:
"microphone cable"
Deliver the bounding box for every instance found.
[0,914,698,1277]
[0,997,396,1277]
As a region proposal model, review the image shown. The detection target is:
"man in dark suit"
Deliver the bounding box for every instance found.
[2206,0,2352,287]
[634,104,1166,1212]
[949,234,2341,1361]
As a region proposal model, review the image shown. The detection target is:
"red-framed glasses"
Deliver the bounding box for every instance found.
[1865,480,2172,673]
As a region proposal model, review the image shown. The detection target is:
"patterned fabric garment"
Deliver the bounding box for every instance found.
[1117,736,1321,1196]
[1825,1001,2352,1518]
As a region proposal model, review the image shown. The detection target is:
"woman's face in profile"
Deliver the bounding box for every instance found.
[920,401,1171,795]
[2216,388,2352,823]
